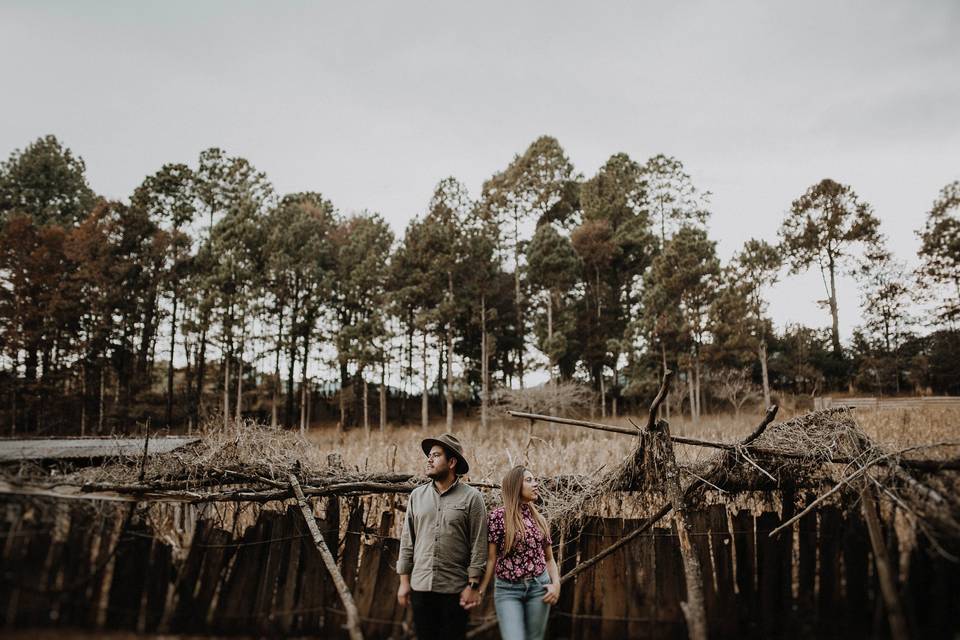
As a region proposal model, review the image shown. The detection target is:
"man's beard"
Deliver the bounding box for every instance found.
[426,467,451,481]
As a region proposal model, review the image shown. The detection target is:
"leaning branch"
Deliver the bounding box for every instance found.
[289,474,364,640]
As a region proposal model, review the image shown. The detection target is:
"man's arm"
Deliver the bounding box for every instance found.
[460,492,489,610]
[397,497,416,607]
[397,499,416,575]
[466,492,488,580]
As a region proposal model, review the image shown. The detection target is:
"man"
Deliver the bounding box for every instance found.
[397,433,488,640]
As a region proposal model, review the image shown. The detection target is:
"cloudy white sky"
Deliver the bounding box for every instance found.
[2,0,958,342]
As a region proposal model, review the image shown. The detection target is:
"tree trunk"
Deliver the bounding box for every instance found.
[611,356,618,418]
[481,295,489,430]
[600,370,606,419]
[166,296,177,428]
[694,355,702,418]
[363,374,370,435]
[446,328,454,430]
[235,324,245,423]
[661,343,670,420]
[421,331,428,430]
[286,292,301,428]
[222,349,230,428]
[515,214,524,389]
[80,361,86,437]
[828,255,842,355]
[759,339,771,408]
[272,310,283,428]
[196,325,207,424]
[300,331,310,434]
[379,360,387,433]
[98,366,105,435]
[687,367,697,422]
[546,294,554,384]
[338,359,347,433]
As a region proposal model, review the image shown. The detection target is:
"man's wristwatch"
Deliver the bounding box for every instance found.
[467,580,480,591]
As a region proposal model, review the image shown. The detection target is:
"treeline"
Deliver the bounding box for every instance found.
[1,135,958,435]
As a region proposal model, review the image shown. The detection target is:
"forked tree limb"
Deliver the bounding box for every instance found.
[289,474,364,640]
[649,372,708,640]
[647,370,674,430]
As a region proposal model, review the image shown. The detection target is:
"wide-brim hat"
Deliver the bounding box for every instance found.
[421,433,470,475]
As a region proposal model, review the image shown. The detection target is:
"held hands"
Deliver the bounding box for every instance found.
[460,585,482,610]
[542,582,560,605]
[397,582,411,608]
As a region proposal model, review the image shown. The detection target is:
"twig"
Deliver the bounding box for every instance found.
[768,448,910,538]
[647,371,674,431]
[735,445,777,482]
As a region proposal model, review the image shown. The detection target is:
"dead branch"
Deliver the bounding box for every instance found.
[289,473,364,640]
[649,372,708,640]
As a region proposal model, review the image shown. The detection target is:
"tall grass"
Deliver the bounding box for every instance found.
[305,406,960,481]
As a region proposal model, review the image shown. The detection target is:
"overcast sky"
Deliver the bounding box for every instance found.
[2,0,958,341]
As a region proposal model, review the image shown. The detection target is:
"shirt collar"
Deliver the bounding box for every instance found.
[432,476,460,496]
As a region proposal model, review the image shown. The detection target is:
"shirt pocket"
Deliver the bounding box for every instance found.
[442,500,470,528]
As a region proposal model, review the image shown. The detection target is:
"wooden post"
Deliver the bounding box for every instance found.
[861,488,910,640]
[649,372,708,640]
[289,474,364,640]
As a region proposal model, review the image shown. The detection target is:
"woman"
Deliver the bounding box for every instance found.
[479,466,561,640]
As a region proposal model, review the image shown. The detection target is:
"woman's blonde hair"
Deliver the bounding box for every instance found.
[502,465,549,552]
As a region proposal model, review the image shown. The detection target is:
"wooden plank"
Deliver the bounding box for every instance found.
[355,511,399,638]
[707,505,737,638]
[276,506,304,635]
[600,517,629,639]
[842,503,872,638]
[11,514,52,627]
[140,536,173,632]
[795,493,818,637]
[294,511,326,634]
[553,521,580,639]
[624,516,657,640]
[654,522,686,640]
[340,498,365,592]
[253,510,290,631]
[0,503,25,627]
[572,516,601,639]
[687,509,717,635]
[816,507,843,637]
[57,506,95,627]
[731,510,757,635]
[214,516,272,632]
[756,511,784,637]
[106,523,152,629]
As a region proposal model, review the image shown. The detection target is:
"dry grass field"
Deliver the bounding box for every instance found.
[305,406,960,484]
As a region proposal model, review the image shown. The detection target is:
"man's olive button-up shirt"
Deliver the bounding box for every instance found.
[396,478,488,594]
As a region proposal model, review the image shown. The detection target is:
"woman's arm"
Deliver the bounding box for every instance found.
[542,543,561,604]
[479,542,498,598]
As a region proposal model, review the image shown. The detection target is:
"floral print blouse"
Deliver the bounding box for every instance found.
[487,504,552,582]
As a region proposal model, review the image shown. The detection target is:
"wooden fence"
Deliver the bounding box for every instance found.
[1,491,958,639]
[814,396,960,411]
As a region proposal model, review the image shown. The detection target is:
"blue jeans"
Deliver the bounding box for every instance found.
[493,569,551,640]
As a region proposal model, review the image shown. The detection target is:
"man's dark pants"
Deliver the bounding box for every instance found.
[410,590,468,640]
